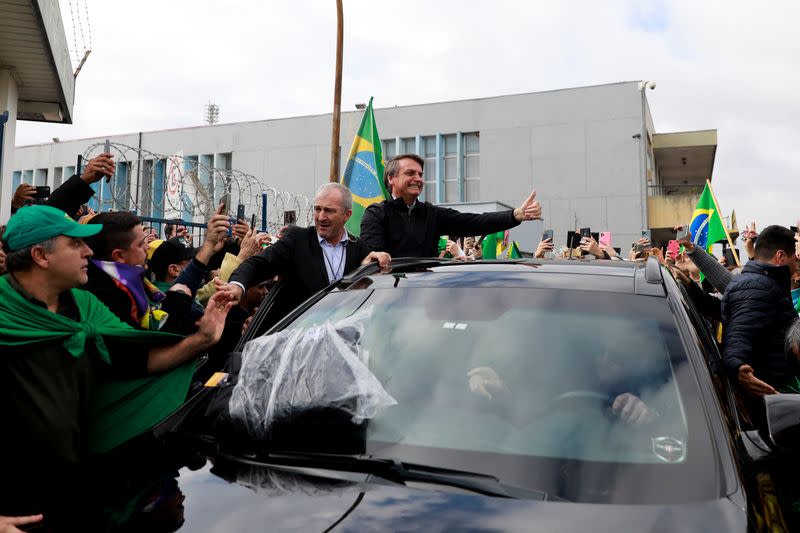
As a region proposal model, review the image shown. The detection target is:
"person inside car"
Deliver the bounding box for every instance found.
[467,343,665,427]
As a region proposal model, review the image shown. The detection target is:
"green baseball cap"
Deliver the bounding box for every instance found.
[2,205,103,251]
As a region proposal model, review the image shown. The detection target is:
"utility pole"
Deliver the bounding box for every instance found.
[328,0,344,182]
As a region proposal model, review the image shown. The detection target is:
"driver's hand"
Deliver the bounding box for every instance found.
[467,367,507,400]
[611,393,658,425]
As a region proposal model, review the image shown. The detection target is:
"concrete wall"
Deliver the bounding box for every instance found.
[10,81,651,250]
[647,193,701,229]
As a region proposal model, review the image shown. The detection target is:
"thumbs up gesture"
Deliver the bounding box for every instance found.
[514,189,542,222]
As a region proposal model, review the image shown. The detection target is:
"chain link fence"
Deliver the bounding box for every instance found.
[81,142,313,236]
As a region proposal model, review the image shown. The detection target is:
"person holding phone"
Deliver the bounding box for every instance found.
[56,153,116,217]
[534,235,554,258]
[8,153,114,219]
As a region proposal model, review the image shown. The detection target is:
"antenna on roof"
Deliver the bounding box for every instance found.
[205,102,220,125]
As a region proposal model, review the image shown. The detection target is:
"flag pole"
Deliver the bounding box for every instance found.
[328,0,344,182]
[706,179,741,267]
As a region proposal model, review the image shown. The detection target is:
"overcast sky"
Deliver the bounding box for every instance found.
[16,0,800,228]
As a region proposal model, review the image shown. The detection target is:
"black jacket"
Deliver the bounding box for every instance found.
[721,261,798,388]
[360,198,520,257]
[229,225,370,328]
[47,174,95,217]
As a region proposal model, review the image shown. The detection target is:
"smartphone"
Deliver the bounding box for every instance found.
[599,232,612,248]
[543,229,554,241]
[237,203,246,222]
[250,213,257,231]
[676,226,688,241]
[667,240,680,259]
[580,227,592,238]
[32,185,50,204]
[641,229,652,242]
[227,216,236,236]
[103,139,113,183]
[724,247,738,266]
[567,231,582,248]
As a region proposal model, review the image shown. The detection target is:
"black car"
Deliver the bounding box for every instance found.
[87,258,800,532]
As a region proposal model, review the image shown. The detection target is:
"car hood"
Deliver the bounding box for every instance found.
[167,462,746,533]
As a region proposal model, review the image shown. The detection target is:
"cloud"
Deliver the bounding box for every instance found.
[15,0,798,226]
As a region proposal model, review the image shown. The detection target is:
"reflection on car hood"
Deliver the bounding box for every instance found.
[174,462,746,533]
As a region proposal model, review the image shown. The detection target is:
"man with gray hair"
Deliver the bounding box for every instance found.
[221,182,390,330]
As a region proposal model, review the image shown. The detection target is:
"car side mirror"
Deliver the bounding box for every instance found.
[764,394,800,452]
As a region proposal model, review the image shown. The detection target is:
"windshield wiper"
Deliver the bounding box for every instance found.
[232,450,548,500]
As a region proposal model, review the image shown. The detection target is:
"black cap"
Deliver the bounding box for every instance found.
[149,238,196,280]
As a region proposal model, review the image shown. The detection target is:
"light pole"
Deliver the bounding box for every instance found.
[329,0,344,182]
[639,80,656,229]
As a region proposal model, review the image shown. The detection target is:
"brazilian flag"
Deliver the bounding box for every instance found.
[482,231,522,259]
[341,97,389,236]
[689,182,728,251]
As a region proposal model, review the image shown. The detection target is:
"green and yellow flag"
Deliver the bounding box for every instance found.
[340,97,389,236]
[482,231,522,259]
[689,181,729,252]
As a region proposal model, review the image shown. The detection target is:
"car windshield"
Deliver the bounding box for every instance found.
[254,285,720,504]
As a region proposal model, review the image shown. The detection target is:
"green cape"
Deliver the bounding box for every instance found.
[0,275,195,453]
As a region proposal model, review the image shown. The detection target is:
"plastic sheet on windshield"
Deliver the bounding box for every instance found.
[228,307,396,440]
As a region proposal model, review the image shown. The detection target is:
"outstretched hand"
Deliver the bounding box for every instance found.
[738,364,778,397]
[468,367,507,400]
[514,189,542,222]
[195,290,236,345]
[0,514,43,533]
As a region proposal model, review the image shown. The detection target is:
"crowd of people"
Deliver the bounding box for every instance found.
[0,150,797,530]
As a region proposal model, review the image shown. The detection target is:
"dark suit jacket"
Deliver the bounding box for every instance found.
[229,225,370,327]
[360,197,520,257]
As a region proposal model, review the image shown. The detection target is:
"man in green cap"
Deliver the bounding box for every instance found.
[0,205,234,524]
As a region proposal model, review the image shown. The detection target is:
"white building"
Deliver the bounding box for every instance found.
[9,81,717,251]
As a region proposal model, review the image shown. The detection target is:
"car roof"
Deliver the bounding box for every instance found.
[337,257,667,297]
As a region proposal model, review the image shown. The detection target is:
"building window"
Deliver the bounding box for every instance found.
[464,132,480,201]
[113,162,130,211]
[421,135,437,203]
[443,134,459,203]
[382,139,396,159]
[11,170,22,190]
[399,137,416,154]
[53,167,63,188]
[34,169,47,186]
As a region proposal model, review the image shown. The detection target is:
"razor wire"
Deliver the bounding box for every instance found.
[81,142,313,235]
